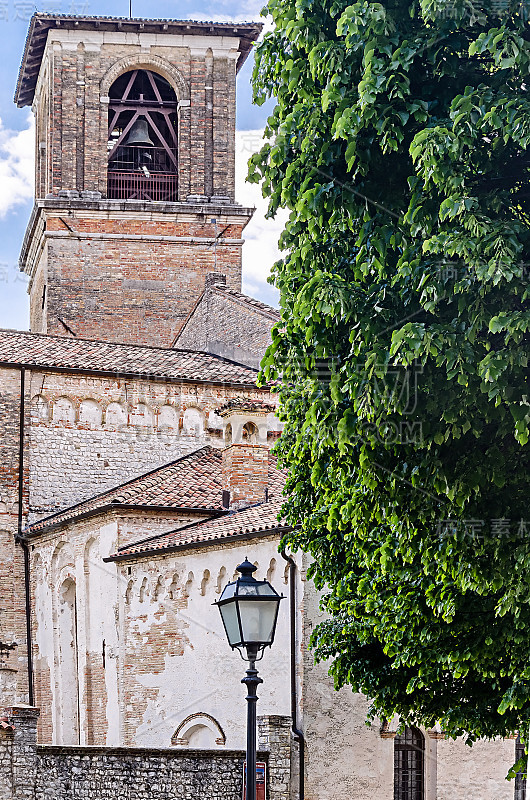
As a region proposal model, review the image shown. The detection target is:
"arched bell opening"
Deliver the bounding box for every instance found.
[242,421,259,444]
[107,69,178,202]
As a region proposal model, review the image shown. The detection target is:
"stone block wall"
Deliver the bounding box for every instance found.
[0,707,292,800]
[27,369,272,518]
[0,725,13,800]
[175,283,279,368]
[258,715,292,800]
[35,748,249,800]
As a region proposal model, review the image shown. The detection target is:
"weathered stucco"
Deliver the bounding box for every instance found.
[299,554,518,800]
[30,517,295,753]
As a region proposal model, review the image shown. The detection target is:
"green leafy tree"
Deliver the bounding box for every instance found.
[250,0,530,759]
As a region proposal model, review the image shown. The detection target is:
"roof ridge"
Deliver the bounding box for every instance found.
[24,446,216,532]
[113,495,286,559]
[32,13,262,25]
[213,285,280,318]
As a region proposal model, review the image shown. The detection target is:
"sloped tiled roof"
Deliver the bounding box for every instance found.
[109,497,289,560]
[0,329,258,386]
[26,447,226,535]
[16,14,263,106]
[108,457,289,560]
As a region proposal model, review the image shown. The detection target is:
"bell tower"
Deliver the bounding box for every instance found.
[16,14,261,347]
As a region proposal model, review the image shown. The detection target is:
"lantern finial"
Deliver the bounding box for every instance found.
[237,560,257,579]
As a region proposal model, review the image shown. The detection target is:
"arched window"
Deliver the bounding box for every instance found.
[107,69,178,201]
[394,727,424,800]
[172,713,226,748]
[516,735,527,800]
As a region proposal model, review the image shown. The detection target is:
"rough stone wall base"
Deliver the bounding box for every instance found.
[0,708,292,799]
[259,715,292,800]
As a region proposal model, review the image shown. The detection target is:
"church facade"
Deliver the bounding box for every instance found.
[0,13,522,800]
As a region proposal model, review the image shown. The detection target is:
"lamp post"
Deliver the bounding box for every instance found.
[215,559,284,800]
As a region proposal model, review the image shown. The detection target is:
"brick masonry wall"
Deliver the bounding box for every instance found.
[222,444,269,510]
[0,368,30,704]
[26,369,273,518]
[24,27,252,346]
[27,206,249,346]
[175,286,278,368]
[36,32,239,200]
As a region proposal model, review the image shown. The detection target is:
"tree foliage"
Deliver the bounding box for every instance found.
[250,0,530,757]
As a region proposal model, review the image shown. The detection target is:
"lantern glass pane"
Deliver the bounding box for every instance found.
[238,599,279,645]
[219,582,237,601]
[219,601,241,647]
[238,582,277,597]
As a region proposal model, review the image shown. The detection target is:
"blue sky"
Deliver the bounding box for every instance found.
[0,0,284,333]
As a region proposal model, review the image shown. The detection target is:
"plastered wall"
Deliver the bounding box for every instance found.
[30,517,294,752]
[300,555,519,800]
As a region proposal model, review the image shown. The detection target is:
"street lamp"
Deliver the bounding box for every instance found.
[215,559,284,800]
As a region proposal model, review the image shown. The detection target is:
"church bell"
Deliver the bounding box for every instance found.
[124,119,155,147]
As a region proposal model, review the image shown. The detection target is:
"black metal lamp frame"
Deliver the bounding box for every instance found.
[215,560,283,800]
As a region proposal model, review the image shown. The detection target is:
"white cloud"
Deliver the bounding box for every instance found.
[0,114,35,218]
[188,6,275,33]
[235,128,289,306]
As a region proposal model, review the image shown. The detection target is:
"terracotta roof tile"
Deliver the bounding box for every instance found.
[0,329,258,386]
[216,398,276,416]
[108,457,289,559]
[26,447,226,535]
[111,496,289,559]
